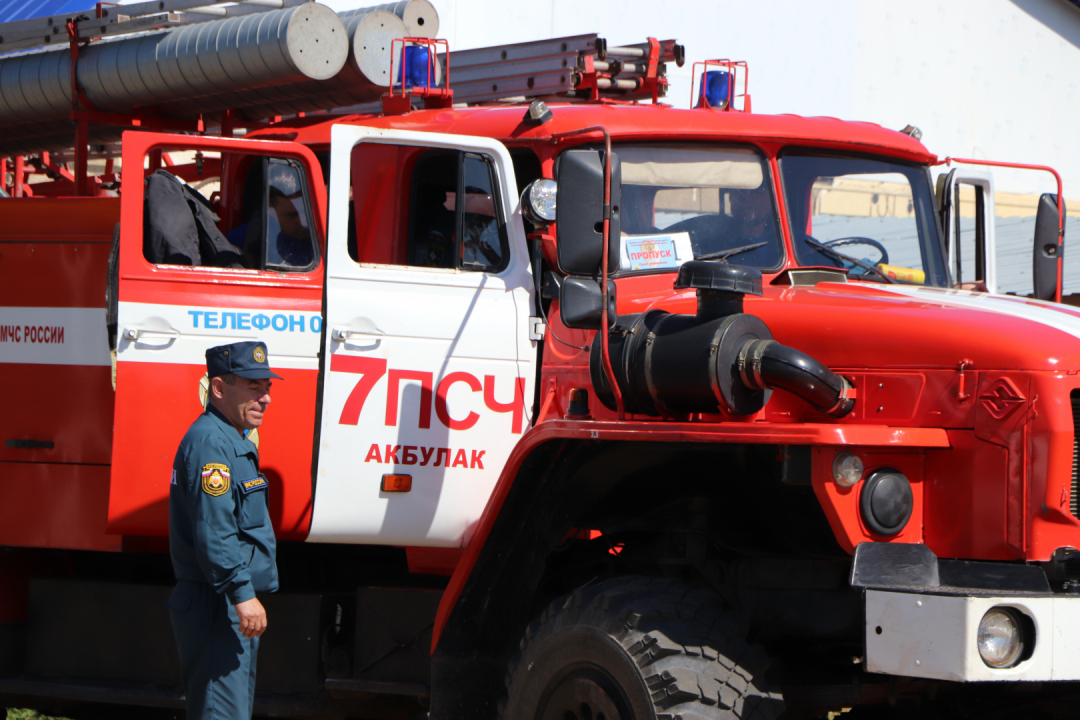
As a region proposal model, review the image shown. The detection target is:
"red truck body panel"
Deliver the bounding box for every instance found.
[0,198,119,552]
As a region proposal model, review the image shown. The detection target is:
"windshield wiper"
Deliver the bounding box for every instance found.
[804,237,893,284]
[695,241,768,263]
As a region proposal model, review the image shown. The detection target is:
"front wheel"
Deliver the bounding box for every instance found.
[500,577,783,720]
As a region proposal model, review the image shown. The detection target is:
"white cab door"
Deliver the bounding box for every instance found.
[308,125,536,547]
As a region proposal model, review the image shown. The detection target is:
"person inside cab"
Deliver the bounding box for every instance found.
[407,151,508,271]
[267,186,313,268]
[411,184,456,268]
[728,186,775,244]
[224,159,316,270]
[459,185,502,268]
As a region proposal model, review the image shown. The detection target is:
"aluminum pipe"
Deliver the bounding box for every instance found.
[0,0,440,151]
[225,0,442,121]
[155,1,440,121]
[225,9,409,121]
[345,0,438,38]
[0,3,348,128]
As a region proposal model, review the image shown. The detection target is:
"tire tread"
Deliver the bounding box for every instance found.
[500,576,784,720]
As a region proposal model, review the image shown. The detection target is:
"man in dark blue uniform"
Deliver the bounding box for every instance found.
[168,340,281,720]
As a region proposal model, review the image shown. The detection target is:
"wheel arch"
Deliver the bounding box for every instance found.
[428,428,836,719]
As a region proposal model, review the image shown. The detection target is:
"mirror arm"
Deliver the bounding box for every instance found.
[552,125,624,419]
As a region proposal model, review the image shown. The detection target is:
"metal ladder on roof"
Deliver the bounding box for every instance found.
[331,33,686,117]
[449,35,683,106]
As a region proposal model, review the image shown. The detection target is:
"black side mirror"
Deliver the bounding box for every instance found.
[554,149,621,275]
[1033,193,1065,301]
[560,276,617,329]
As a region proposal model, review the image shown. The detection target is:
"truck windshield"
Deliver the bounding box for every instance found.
[616,144,784,273]
[779,152,948,286]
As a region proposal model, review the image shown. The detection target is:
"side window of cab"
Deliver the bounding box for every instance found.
[141,152,318,273]
[347,143,509,272]
[262,159,318,271]
[408,151,509,272]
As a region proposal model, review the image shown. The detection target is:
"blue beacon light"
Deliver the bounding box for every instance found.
[397,45,433,88]
[700,70,731,109]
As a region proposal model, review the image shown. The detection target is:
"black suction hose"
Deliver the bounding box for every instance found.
[737,339,855,417]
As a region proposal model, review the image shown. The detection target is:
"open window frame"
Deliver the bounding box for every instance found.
[406,149,512,274]
[119,131,327,286]
[262,156,321,274]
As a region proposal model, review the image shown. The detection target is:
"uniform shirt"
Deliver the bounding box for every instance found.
[169,404,278,605]
[275,231,314,268]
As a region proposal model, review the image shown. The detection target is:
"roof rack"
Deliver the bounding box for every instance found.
[0,4,685,196]
[0,0,308,55]
[452,34,683,105]
[448,34,599,105]
[337,32,685,116]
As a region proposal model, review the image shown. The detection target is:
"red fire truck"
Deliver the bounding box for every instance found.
[0,2,1076,718]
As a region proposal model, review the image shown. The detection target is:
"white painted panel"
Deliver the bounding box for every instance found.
[865,591,971,681]
[308,124,536,547]
[1050,596,1080,680]
[116,301,321,370]
[327,272,528,357]
[0,307,110,366]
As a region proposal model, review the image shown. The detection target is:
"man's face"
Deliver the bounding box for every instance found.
[211,375,272,433]
[271,196,308,241]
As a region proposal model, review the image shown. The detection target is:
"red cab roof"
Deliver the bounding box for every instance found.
[251,103,937,164]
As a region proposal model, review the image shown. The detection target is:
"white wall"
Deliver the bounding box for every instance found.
[321,0,1080,199]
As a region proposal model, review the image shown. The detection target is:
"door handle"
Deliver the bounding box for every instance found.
[331,318,385,342]
[332,328,384,341]
[123,327,180,341]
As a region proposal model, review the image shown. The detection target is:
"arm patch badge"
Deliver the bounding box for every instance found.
[201,463,231,496]
[240,475,268,494]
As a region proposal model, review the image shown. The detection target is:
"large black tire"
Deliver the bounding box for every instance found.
[500,576,783,720]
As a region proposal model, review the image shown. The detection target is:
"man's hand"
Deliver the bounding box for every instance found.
[235,597,267,638]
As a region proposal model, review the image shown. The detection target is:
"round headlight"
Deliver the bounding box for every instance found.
[522,178,557,223]
[978,608,1024,668]
[833,452,864,487]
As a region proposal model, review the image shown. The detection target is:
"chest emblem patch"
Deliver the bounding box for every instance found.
[201,463,231,496]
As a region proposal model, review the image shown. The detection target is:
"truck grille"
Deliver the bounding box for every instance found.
[1073,391,1080,517]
